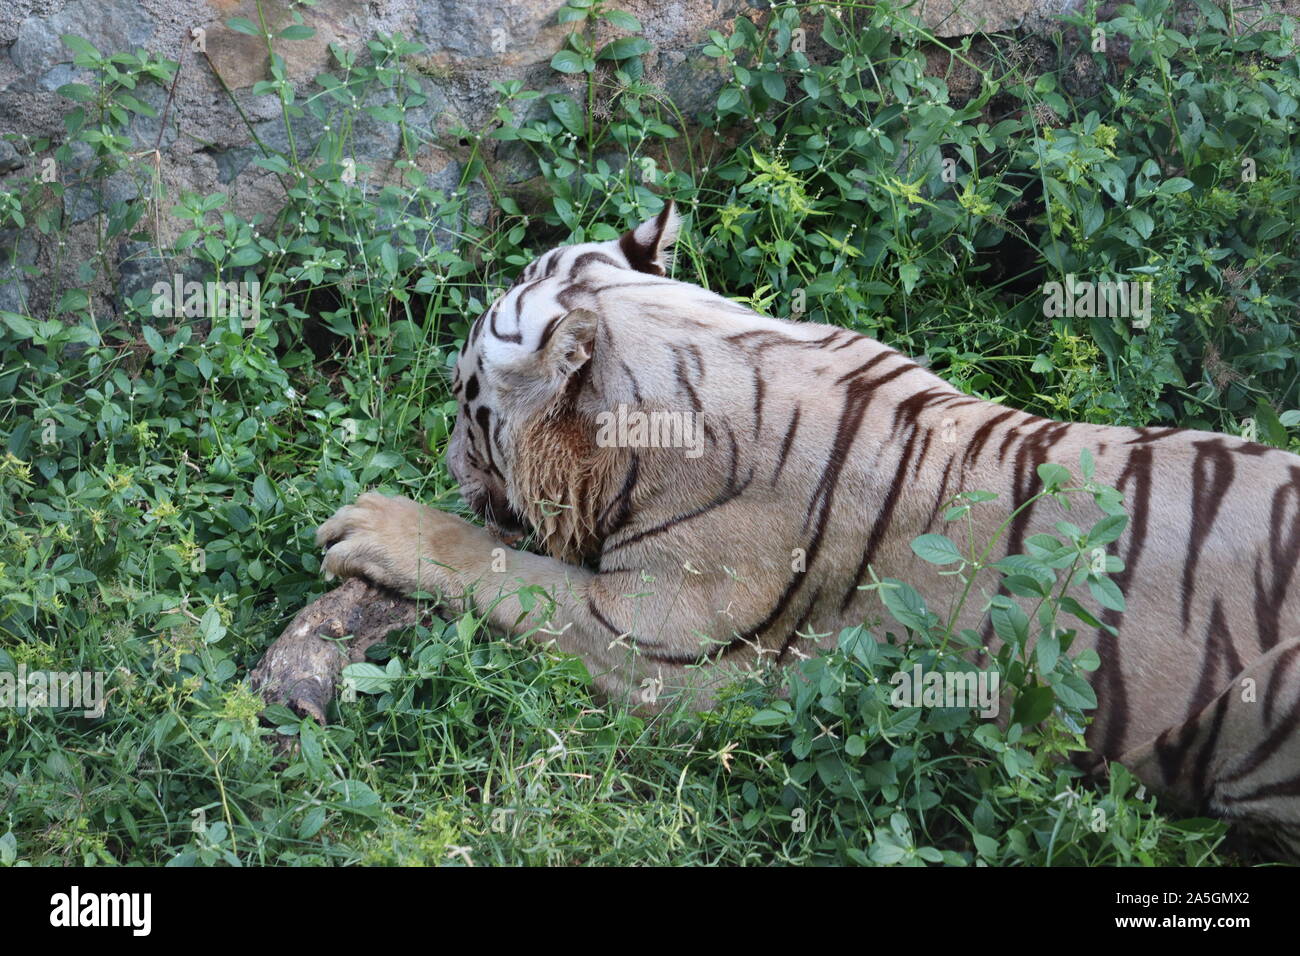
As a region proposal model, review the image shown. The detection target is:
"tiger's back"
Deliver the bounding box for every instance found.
[577,263,1299,750]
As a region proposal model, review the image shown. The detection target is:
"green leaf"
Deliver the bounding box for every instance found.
[750,701,792,727]
[1089,315,1121,364]
[910,533,963,565]
[1096,163,1126,202]
[1088,575,1125,612]
[1051,672,1097,711]
[602,9,642,31]
[299,721,326,773]
[971,831,999,860]
[1011,685,1055,726]
[60,35,100,60]
[1258,217,1289,241]
[548,94,585,136]
[1003,574,1051,598]
[1079,448,1094,480]
[598,36,652,60]
[1075,648,1101,671]
[200,607,227,645]
[56,288,89,315]
[228,245,263,267]
[880,578,933,633]
[761,70,786,101]
[225,17,262,36]
[989,597,1029,648]
[331,778,381,813]
[253,474,278,512]
[56,83,97,103]
[380,242,399,277]
[1179,100,1205,149]
[342,662,394,694]
[898,262,920,294]
[1058,596,1104,629]
[1036,629,1060,673]
[1129,208,1154,239]
[298,806,327,840]
[1254,398,1288,448]
[1086,514,1128,547]
[869,833,907,864]
[278,24,315,40]
[1036,462,1071,489]
[550,49,587,73]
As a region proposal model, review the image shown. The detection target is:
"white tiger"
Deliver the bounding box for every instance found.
[317,202,1300,856]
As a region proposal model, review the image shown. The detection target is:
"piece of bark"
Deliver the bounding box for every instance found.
[250,577,429,725]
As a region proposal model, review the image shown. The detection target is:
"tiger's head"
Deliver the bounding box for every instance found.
[447,201,681,560]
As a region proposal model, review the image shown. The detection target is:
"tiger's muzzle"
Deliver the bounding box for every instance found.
[471,483,528,546]
[448,419,528,545]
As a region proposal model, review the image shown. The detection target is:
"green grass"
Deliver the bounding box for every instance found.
[0,0,1296,865]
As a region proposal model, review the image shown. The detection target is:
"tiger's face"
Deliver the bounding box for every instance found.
[447,202,681,543]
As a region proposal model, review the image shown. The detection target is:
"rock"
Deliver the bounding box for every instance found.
[202,0,364,91]
[8,0,155,92]
[412,0,569,70]
[0,140,24,174]
[115,239,210,314]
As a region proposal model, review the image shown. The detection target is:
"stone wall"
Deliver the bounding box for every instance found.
[0,0,1079,316]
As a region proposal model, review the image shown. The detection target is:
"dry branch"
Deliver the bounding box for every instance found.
[249,577,428,724]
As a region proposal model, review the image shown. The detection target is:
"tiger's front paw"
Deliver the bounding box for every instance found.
[315,492,448,597]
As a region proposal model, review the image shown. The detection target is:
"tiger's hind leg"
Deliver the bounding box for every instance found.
[1118,639,1300,859]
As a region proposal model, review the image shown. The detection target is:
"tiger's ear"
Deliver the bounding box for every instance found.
[540,307,599,382]
[618,200,681,275]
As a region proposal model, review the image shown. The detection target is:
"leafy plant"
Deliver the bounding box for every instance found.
[1,0,1293,865]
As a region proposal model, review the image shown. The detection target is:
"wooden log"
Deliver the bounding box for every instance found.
[249,577,427,724]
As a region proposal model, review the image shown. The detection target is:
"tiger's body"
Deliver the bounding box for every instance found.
[318,203,1300,855]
